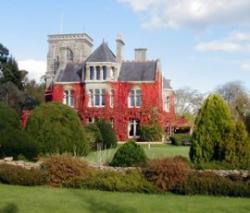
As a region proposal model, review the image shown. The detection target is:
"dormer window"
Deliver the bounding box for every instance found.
[128,88,142,108]
[63,90,74,107]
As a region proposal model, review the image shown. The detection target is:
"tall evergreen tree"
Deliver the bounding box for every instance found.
[190,94,235,163]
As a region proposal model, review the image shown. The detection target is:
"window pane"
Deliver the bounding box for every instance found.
[90,67,94,80]
[96,67,100,80]
[95,94,100,106]
[129,122,134,136]
[103,66,107,80]
[130,95,135,107]
[135,120,140,136]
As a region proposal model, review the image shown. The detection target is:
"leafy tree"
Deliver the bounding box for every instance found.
[25,102,90,156]
[110,140,146,167]
[0,103,37,160]
[0,43,9,64]
[190,94,235,163]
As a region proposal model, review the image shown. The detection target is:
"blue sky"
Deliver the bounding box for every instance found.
[1,0,250,93]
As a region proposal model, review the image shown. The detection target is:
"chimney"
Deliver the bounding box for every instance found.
[116,33,125,63]
[135,48,147,62]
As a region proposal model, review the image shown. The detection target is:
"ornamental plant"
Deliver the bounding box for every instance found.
[190,94,235,163]
[25,102,90,156]
[110,140,147,167]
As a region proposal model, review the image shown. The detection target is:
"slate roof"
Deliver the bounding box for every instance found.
[118,61,157,81]
[86,42,116,62]
[56,63,84,82]
[163,78,172,89]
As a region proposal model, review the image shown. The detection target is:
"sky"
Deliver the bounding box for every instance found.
[1,0,250,93]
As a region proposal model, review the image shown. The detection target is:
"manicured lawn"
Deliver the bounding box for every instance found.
[83,144,190,164]
[0,184,249,213]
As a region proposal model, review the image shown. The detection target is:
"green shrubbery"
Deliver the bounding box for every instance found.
[25,102,90,156]
[86,119,117,149]
[140,120,163,141]
[110,140,147,167]
[0,164,47,186]
[173,171,250,197]
[170,134,192,146]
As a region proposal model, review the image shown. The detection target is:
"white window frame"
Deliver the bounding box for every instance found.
[164,95,170,112]
[128,88,142,108]
[88,88,106,107]
[63,90,74,107]
[128,119,140,138]
[110,89,114,108]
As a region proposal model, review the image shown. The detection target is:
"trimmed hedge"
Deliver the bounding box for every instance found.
[0,164,47,186]
[170,134,192,146]
[110,140,147,167]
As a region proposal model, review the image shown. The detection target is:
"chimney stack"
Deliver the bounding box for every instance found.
[135,48,147,62]
[116,33,125,63]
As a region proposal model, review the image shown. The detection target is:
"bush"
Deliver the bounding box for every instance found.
[190,94,235,163]
[25,102,90,156]
[95,119,117,149]
[0,129,38,161]
[41,154,89,187]
[144,157,190,191]
[110,140,147,167]
[68,169,159,193]
[0,164,47,186]
[170,134,191,146]
[85,123,103,149]
[140,121,163,141]
[173,171,250,197]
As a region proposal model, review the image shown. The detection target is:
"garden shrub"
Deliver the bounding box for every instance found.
[110,140,147,167]
[67,169,159,193]
[170,134,191,146]
[25,102,90,156]
[0,164,47,186]
[95,119,117,149]
[0,129,38,161]
[140,120,163,141]
[42,154,90,187]
[144,157,190,191]
[190,94,235,163]
[173,171,250,197]
[85,123,103,149]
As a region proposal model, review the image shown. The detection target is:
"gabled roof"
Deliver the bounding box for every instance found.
[163,78,172,89]
[118,61,157,81]
[86,42,116,62]
[55,63,84,82]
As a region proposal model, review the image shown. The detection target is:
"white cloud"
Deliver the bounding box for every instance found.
[118,0,250,29]
[195,32,250,52]
[18,59,46,82]
[241,61,250,72]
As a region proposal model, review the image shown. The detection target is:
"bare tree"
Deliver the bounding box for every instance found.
[175,87,204,116]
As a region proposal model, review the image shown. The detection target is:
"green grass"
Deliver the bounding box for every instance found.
[83,144,190,164]
[0,184,249,213]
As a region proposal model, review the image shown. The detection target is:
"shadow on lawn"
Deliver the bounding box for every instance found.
[73,191,138,213]
[0,203,18,213]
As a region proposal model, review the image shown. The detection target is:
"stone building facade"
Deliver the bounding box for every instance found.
[45,33,176,141]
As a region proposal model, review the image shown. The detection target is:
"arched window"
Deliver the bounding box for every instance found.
[66,49,73,61]
[128,88,141,108]
[63,90,74,107]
